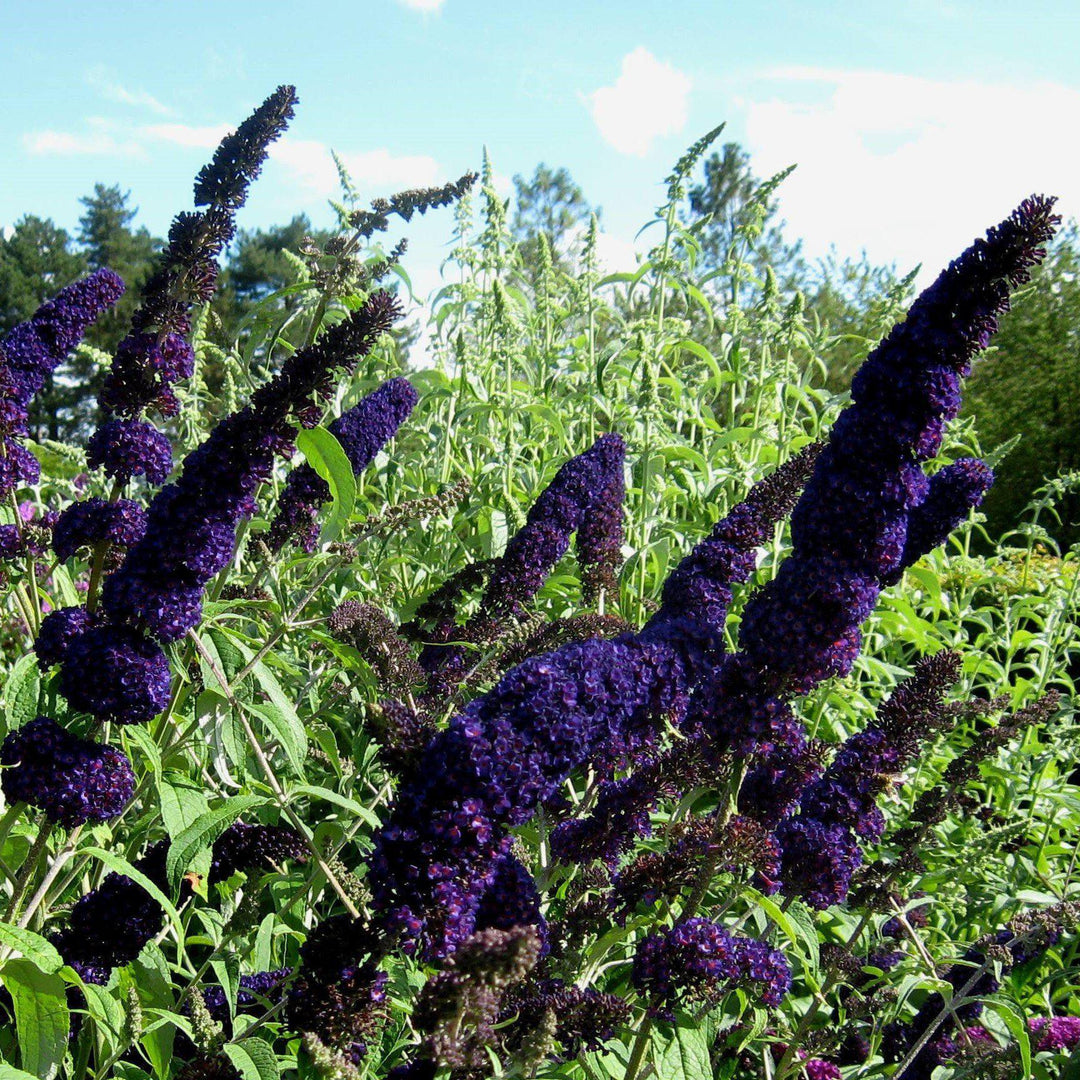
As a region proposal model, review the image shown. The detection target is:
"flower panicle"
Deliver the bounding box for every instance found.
[192,85,298,210]
[641,442,823,677]
[418,433,627,694]
[0,716,135,827]
[267,376,418,552]
[57,823,305,983]
[85,291,399,660]
[632,918,791,1015]
[0,269,124,499]
[775,651,961,909]
[413,925,541,1072]
[348,171,479,238]
[94,87,298,480]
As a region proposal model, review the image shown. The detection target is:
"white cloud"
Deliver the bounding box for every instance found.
[87,66,173,115]
[588,47,691,157]
[143,122,232,149]
[397,0,445,10]
[23,123,146,158]
[271,137,441,197]
[739,68,1080,281]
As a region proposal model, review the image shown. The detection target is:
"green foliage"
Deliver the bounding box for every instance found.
[964,223,1080,548]
[0,125,1078,1080]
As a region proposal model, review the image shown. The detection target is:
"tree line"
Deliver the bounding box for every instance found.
[3,147,1076,547]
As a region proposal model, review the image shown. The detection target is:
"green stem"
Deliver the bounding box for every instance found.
[187,630,361,919]
[3,820,53,923]
[623,1016,654,1080]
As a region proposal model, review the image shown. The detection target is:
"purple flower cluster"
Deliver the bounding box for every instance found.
[737,198,1057,700]
[87,417,174,485]
[98,291,400,646]
[0,269,124,500]
[776,652,959,908]
[84,88,295,499]
[286,916,388,1062]
[57,822,303,984]
[484,433,626,618]
[473,853,546,946]
[369,635,687,956]
[210,821,308,880]
[632,918,791,1013]
[892,458,996,583]
[267,376,419,552]
[803,1060,842,1080]
[1029,1015,1080,1054]
[418,434,628,692]
[52,497,147,561]
[34,606,94,666]
[100,332,196,419]
[502,978,630,1054]
[200,968,293,1021]
[549,741,708,870]
[551,769,662,869]
[0,716,134,826]
[55,840,173,984]
[95,87,296,432]
[60,623,172,725]
[640,443,822,680]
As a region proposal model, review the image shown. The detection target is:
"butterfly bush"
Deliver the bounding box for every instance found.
[267,375,419,552]
[0,270,124,507]
[415,432,627,693]
[0,716,134,826]
[87,86,298,486]
[0,84,1074,1080]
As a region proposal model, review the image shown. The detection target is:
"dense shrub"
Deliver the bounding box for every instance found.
[0,89,1077,1080]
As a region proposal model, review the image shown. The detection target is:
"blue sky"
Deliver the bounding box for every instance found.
[3,0,1080,311]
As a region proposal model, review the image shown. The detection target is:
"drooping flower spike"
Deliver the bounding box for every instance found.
[49,292,400,727]
[369,635,688,956]
[0,270,124,500]
[56,822,305,983]
[99,291,400,645]
[776,651,960,909]
[675,197,1058,795]
[416,433,628,694]
[266,376,419,552]
[632,917,791,1015]
[0,716,135,827]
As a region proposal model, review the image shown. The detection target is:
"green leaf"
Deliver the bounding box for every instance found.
[289,784,379,827]
[223,1037,281,1080]
[207,629,247,684]
[80,847,183,937]
[156,772,211,841]
[79,980,126,1043]
[0,924,63,973]
[651,1024,712,1080]
[166,795,262,891]
[1,959,69,1079]
[242,701,306,777]
[295,426,357,544]
[0,1065,43,1080]
[249,658,307,771]
[983,996,1031,1077]
[210,953,241,1020]
[2,655,40,737]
